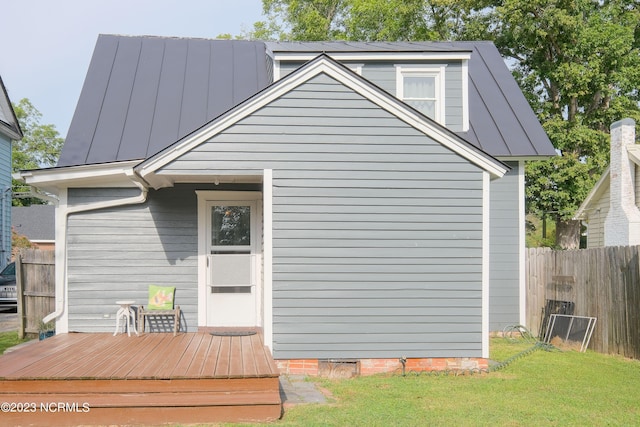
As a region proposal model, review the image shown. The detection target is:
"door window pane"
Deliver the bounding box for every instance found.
[211,206,251,246]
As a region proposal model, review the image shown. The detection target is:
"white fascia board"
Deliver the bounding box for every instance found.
[0,122,22,141]
[461,59,469,132]
[139,57,507,180]
[517,160,526,326]
[574,167,610,220]
[16,160,143,194]
[272,52,472,62]
[482,170,490,359]
[496,156,556,162]
[627,145,640,166]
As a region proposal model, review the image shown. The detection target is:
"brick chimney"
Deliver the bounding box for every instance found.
[604,118,640,246]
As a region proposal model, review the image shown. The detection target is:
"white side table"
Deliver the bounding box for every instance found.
[114,300,138,336]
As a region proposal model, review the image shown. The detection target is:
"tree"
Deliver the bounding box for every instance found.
[255,0,492,41]
[11,99,64,206]
[11,226,34,259]
[495,0,640,248]
[254,0,640,248]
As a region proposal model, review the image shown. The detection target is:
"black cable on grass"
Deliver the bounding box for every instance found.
[397,326,558,377]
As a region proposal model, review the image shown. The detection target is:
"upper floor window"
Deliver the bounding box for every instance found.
[396,65,446,124]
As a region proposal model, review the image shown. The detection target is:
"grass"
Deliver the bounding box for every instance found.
[264,338,640,427]
[0,331,30,354]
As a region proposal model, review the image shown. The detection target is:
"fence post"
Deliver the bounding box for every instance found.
[16,253,25,339]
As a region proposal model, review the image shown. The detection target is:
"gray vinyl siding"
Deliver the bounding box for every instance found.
[0,135,11,268]
[279,60,464,131]
[489,161,520,330]
[161,73,486,359]
[66,186,200,332]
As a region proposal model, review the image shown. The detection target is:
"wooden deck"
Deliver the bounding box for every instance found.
[0,332,282,426]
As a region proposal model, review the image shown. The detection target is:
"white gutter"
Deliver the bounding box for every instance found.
[43,171,149,326]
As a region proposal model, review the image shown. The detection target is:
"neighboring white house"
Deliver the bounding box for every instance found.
[575,119,640,247]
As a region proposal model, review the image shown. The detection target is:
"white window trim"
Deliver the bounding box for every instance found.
[461,59,469,132]
[395,64,447,125]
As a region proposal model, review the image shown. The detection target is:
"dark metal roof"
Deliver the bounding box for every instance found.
[265,40,472,53]
[12,205,55,241]
[58,35,271,167]
[58,36,553,167]
[458,41,555,157]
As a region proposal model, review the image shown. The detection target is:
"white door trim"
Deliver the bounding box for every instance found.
[263,170,273,350]
[196,191,263,328]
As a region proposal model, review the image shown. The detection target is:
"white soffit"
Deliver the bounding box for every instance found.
[16,160,143,193]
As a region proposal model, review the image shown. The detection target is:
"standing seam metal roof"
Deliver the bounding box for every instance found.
[57,35,554,168]
[58,35,270,167]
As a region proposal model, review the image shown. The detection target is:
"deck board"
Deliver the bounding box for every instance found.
[186,334,214,377]
[139,332,195,378]
[202,334,223,376]
[171,332,206,377]
[127,334,180,378]
[250,332,278,375]
[110,333,170,377]
[87,333,163,377]
[229,336,245,377]
[215,335,232,377]
[242,334,258,377]
[0,333,94,377]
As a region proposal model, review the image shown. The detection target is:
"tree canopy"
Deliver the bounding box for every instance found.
[11,98,63,206]
[253,0,640,248]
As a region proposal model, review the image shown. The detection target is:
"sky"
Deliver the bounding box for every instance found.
[1,0,265,138]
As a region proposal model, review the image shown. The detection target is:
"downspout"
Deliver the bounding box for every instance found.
[1,187,10,266]
[43,170,149,325]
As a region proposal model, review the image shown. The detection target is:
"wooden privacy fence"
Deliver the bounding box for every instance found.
[16,249,55,339]
[526,246,640,359]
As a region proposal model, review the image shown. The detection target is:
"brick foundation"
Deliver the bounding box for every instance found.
[276,359,319,376]
[276,357,488,376]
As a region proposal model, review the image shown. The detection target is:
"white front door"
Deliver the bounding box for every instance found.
[202,195,261,327]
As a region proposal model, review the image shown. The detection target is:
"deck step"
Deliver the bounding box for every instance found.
[1,388,282,426]
[0,376,280,393]
[4,390,282,408]
[2,404,282,426]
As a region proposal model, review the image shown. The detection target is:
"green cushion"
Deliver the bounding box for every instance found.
[148,285,176,310]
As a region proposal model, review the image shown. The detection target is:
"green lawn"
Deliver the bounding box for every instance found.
[270,338,640,427]
[0,331,30,354]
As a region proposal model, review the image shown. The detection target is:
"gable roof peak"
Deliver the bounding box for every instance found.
[136,52,508,187]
